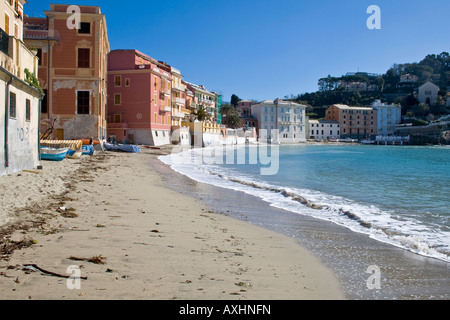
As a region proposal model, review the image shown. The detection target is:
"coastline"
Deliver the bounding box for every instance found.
[155,145,450,300]
[0,147,345,300]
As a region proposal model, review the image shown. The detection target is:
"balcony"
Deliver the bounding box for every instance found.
[172,111,185,119]
[160,106,171,112]
[199,98,214,105]
[175,97,186,105]
[108,122,129,129]
[172,82,185,92]
[0,29,38,82]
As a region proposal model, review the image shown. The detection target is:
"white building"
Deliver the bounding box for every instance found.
[371,100,402,136]
[309,120,340,140]
[418,81,439,105]
[1,0,42,176]
[251,98,307,144]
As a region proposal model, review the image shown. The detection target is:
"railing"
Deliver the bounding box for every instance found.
[175,97,186,104]
[160,106,171,112]
[108,122,129,129]
[172,83,185,91]
[0,32,38,81]
[172,111,185,119]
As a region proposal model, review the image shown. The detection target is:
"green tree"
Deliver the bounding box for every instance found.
[230,94,241,107]
[220,103,235,116]
[224,109,242,129]
[193,105,210,121]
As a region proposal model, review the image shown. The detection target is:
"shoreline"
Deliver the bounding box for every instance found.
[154,145,450,300]
[0,147,345,300]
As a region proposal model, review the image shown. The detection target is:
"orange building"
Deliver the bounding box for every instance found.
[23,4,110,140]
[326,104,378,139]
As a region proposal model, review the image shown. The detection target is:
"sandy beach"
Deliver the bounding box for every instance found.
[0,146,345,300]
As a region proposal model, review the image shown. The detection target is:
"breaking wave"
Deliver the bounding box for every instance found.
[159,150,450,263]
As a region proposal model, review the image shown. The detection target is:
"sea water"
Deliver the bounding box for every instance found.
[160,144,450,263]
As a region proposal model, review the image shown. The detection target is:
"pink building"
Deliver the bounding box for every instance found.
[107,50,172,146]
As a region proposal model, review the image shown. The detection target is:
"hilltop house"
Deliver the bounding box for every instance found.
[1,0,43,176]
[418,81,439,105]
[23,4,110,141]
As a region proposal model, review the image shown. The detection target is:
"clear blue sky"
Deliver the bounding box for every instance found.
[25,0,450,102]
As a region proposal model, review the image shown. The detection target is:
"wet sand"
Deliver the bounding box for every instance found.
[153,153,450,300]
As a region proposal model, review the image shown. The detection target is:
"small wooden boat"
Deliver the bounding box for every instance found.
[40,147,69,161]
[82,145,94,155]
[104,143,140,153]
[66,150,83,159]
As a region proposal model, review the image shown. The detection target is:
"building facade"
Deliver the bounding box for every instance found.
[418,81,439,105]
[251,99,307,144]
[23,4,110,141]
[1,0,42,176]
[309,120,340,141]
[170,66,190,145]
[326,104,378,139]
[185,82,217,123]
[237,99,258,128]
[371,99,402,136]
[107,50,172,146]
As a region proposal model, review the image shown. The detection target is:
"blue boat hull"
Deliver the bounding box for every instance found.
[40,147,69,161]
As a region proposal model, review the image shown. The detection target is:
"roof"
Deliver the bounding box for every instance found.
[309,119,340,124]
[184,81,215,95]
[419,81,440,89]
[331,104,373,111]
[253,99,307,107]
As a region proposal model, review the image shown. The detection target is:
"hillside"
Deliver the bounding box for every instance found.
[292,52,450,120]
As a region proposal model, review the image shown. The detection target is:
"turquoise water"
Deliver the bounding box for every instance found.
[161,144,450,262]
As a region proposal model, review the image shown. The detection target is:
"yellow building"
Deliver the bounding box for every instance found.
[1,0,43,175]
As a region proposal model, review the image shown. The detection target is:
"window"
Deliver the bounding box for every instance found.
[125,78,130,87]
[77,91,90,114]
[78,48,90,68]
[36,48,43,66]
[114,94,121,105]
[9,92,16,118]
[78,22,91,34]
[5,13,10,35]
[26,99,31,121]
[114,76,121,87]
[41,90,48,113]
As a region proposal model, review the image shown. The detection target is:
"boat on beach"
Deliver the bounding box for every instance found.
[82,145,95,155]
[66,150,83,159]
[104,143,140,153]
[40,147,69,161]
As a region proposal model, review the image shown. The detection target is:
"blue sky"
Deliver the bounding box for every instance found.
[25,0,450,102]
